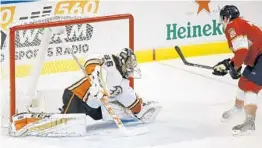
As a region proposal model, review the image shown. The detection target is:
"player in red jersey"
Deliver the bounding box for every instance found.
[212,5,262,135]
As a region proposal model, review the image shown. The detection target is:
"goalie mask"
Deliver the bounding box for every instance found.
[118,48,141,79]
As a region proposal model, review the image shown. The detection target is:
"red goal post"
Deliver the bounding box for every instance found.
[8,14,134,121]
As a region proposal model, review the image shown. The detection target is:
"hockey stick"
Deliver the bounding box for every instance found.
[70,52,147,136]
[174,46,214,70]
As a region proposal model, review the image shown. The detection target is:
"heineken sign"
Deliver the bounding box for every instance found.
[166,20,224,40]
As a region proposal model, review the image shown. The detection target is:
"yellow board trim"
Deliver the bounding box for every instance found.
[135,49,153,63]
[14,58,85,78]
[136,41,231,63]
[3,41,231,78]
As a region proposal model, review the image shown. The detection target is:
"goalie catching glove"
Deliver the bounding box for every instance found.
[212,58,242,79]
[88,65,126,100]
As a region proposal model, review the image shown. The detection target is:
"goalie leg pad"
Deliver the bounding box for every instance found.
[101,100,162,124]
[101,101,136,121]
[135,101,162,124]
[9,113,86,137]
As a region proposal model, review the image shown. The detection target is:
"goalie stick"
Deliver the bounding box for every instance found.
[174,46,214,70]
[70,51,148,136]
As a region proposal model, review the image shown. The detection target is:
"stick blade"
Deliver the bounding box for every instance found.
[174,45,214,70]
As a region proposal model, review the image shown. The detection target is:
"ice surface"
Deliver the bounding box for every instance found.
[1,54,262,148]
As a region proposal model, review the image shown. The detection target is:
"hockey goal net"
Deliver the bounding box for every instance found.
[1,14,134,125]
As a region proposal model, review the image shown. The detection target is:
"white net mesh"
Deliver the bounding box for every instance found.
[1,14,132,126]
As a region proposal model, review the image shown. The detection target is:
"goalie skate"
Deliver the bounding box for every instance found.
[232,116,256,136]
[135,101,162,124]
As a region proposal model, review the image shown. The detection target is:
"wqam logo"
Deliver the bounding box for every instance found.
[15,24,94,47]
[14,23,94,61]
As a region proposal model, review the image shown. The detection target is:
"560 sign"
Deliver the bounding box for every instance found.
[55,0,99,15]
[0,6,16,30]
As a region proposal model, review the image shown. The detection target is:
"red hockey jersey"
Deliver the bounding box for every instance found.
[224,17,262,67]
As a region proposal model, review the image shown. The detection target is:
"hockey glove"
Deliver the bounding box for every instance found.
[212,58,231,76]
[88,66,104,100]
[213,58,242,79]
[227,62,242,79]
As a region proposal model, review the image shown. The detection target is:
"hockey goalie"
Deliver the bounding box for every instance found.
[9,47,162,137]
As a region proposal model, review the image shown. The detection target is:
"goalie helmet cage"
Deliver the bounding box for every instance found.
[7,14,134,122]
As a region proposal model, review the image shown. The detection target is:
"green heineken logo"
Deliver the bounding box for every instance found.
[166,20,224,40]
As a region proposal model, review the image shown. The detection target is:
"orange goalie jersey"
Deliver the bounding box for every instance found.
[224,17,262,67]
